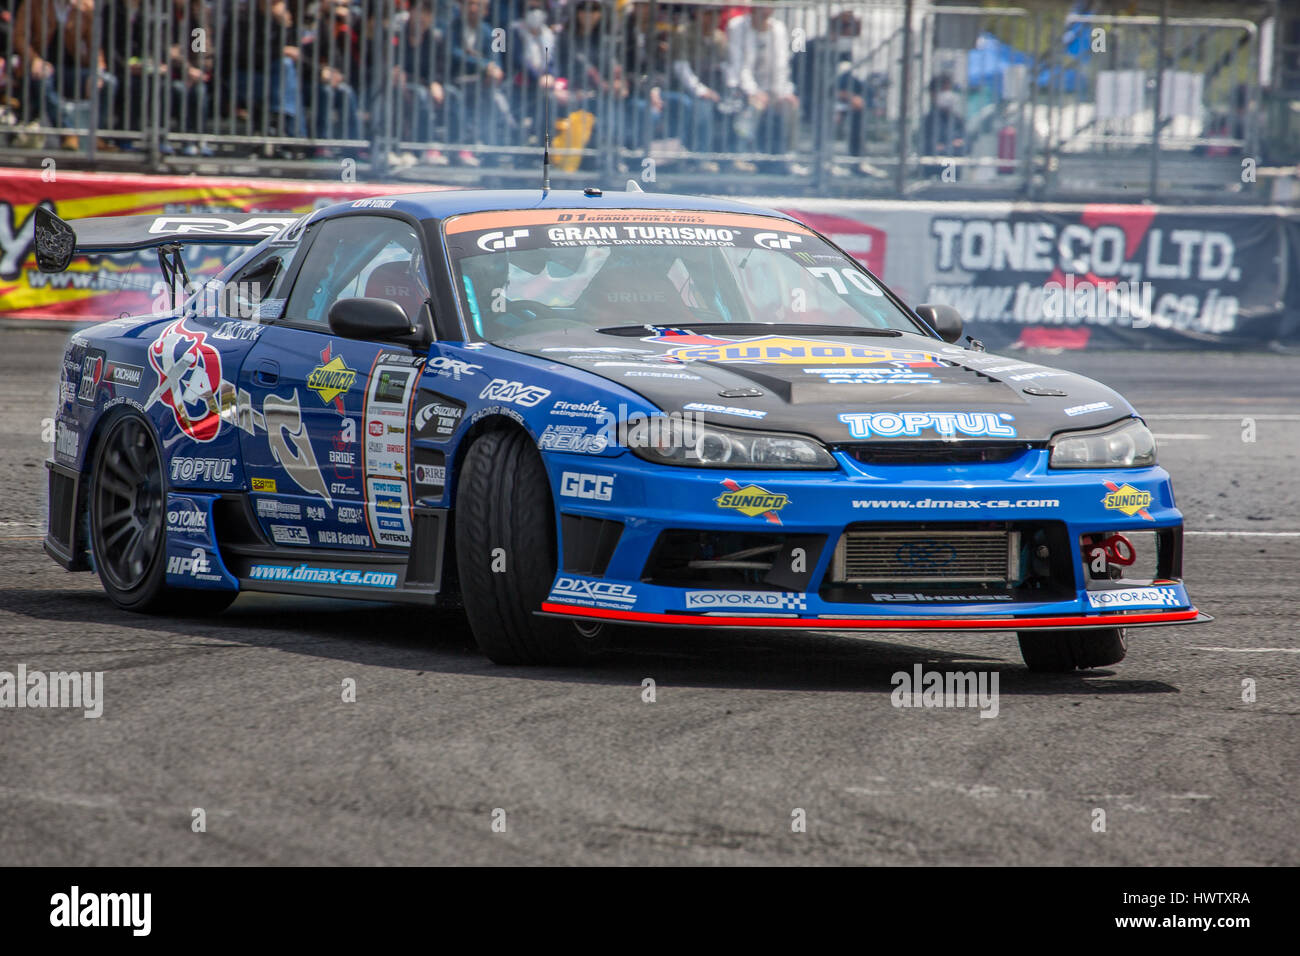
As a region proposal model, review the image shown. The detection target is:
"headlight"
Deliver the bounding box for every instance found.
[1049,418,1157,469]
[625,416,836,469]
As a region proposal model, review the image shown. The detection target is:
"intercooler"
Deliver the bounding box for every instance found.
[830,529,1020,584]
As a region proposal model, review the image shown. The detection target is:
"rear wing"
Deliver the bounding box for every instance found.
[34,206,302,271]
[34,206,303,307]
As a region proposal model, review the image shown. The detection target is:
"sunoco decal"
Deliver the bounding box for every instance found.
[1102,481,1154,520]
[667,336,942,367]
[715,479,789,524]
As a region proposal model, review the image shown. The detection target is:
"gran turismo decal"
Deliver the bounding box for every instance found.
[684,591,806,611]
[838,411,1017,439]
[1086,586,1182,609]
[715,479,789,524]
[476,229,529,251]
[307,345,357,411]
[145,319,229,443]
[666,336,942,367]
[1102,481,1154,520]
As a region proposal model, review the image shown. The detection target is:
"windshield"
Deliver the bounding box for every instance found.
[443,209,924,341]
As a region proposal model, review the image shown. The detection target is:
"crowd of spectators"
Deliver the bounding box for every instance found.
[0,0,893,172]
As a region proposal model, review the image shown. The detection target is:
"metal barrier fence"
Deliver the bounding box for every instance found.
[0,0,1282,201]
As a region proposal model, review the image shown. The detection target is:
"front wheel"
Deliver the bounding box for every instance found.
[89,411,235,616]
[455,428,608,664]
[1017,628,1127,672]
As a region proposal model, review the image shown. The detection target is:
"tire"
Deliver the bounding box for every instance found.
[1017,628,1127,672]
[88,411,236,616]
[455,427,608,664]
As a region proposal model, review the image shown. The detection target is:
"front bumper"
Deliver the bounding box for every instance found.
[540,447,1206,631]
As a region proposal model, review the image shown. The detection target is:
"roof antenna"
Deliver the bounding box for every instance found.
[542,51,552,196]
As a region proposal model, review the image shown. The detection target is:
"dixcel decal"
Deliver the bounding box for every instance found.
[1102,481,1154,520]
[145,319,228,443]
[549,576,637,608]
[839,411,1017,439]
[684,591,806,611]
[715,479,789,524]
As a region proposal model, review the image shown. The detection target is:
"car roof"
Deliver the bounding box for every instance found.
[331,188,798,224]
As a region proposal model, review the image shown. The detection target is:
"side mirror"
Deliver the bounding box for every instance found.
[915,303,964,344]
[328,297,414,341]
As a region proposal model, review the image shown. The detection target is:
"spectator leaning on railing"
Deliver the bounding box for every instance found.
[299,0,363,153]
[14,0,116,150]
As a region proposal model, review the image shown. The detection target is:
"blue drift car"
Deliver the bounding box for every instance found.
[35,188,1206,671]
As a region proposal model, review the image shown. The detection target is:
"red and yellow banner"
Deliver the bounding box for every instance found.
[0,170,449,323]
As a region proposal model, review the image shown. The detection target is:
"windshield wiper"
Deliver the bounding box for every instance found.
[598,323,903,337]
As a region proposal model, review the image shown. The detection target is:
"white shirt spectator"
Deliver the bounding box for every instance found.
[726,14,794,98]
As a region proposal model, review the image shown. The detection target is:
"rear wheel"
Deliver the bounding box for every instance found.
[89,412,235,616]
[455,428,608,664]
[1017,628,1127,672]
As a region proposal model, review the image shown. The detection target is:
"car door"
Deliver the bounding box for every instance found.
[236,213,433,552]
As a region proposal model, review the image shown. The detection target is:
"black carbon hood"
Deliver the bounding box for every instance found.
[497,325,1135,444]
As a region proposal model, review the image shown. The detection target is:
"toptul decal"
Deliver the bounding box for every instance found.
[839,411,1017,439]
[667,336,942,367]
[144,319,227,442]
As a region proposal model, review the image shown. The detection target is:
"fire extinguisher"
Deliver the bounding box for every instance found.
[997,124,1016,174]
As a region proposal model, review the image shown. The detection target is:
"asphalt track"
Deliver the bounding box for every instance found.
[0,329,1296,865]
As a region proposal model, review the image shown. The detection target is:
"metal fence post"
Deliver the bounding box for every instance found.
[1149,0,1169,201]
[895,0,912,195]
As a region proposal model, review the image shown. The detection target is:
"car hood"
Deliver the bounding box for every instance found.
[496,326,1134,444]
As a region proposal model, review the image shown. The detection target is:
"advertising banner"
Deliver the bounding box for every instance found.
[0,170,447,323]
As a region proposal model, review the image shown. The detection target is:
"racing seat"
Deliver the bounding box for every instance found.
[364,260,428,322]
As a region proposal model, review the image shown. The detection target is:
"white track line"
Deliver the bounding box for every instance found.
[1190,647,1300,653]
[1185,531,1300,537]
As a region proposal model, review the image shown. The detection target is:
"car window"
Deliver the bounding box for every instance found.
[443,209,912,340]
[283,216,431,327]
